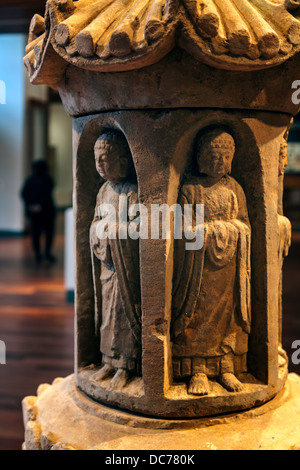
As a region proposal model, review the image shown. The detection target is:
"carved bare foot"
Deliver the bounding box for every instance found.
[219,373,244,392]
[110,369,130,389]
[188,373,210,396]
[94,364,114,382]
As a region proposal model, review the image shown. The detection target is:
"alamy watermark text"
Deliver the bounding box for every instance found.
[95,198,205,251]
[292,80,300,105]
[292,340,300,366]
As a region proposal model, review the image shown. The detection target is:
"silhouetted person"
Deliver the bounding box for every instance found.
[21,160,56,263]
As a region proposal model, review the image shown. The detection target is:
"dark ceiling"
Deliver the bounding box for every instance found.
[0,1,46,34]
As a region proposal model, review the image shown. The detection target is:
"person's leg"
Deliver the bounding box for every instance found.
[30,215,42,263]
[44,213,55,261]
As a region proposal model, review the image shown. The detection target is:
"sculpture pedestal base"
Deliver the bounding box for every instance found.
[22,373,300,451]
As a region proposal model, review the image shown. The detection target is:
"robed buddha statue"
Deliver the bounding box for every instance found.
[90,130,141,389]
[172,128,251,396]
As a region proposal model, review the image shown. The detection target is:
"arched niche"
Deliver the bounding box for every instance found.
[73,108,290,418]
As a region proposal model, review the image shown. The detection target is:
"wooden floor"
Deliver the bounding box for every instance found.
[0,225,74,450]
[0,227,299,450]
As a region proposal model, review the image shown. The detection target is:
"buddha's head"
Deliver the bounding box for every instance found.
[94,130,132,183]
[196,128,235,179]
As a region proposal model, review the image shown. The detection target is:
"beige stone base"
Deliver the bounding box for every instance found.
[22,373,300,450]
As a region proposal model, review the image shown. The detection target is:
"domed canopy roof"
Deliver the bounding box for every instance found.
[24,0,300,85]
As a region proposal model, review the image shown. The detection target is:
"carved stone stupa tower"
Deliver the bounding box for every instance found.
[22,0,300,450]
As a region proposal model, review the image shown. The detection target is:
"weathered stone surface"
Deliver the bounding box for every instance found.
[22,374,300,450]
[56,49,300,117]
[25,421,42,451]
[51,442,76,451]
[40,431,58,451]
[90,130,142,389]
[71,108,290,417]
[172,129,251,397]
[24,0,300,86]
[37,383,51,396]
[22,396,38,427]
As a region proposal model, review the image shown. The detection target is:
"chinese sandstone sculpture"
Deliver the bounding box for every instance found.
[22,0,300,450]
[172,128,251,396]
[90,131,141,389]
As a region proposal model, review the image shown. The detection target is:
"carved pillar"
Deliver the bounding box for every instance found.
[22,0,300,450]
